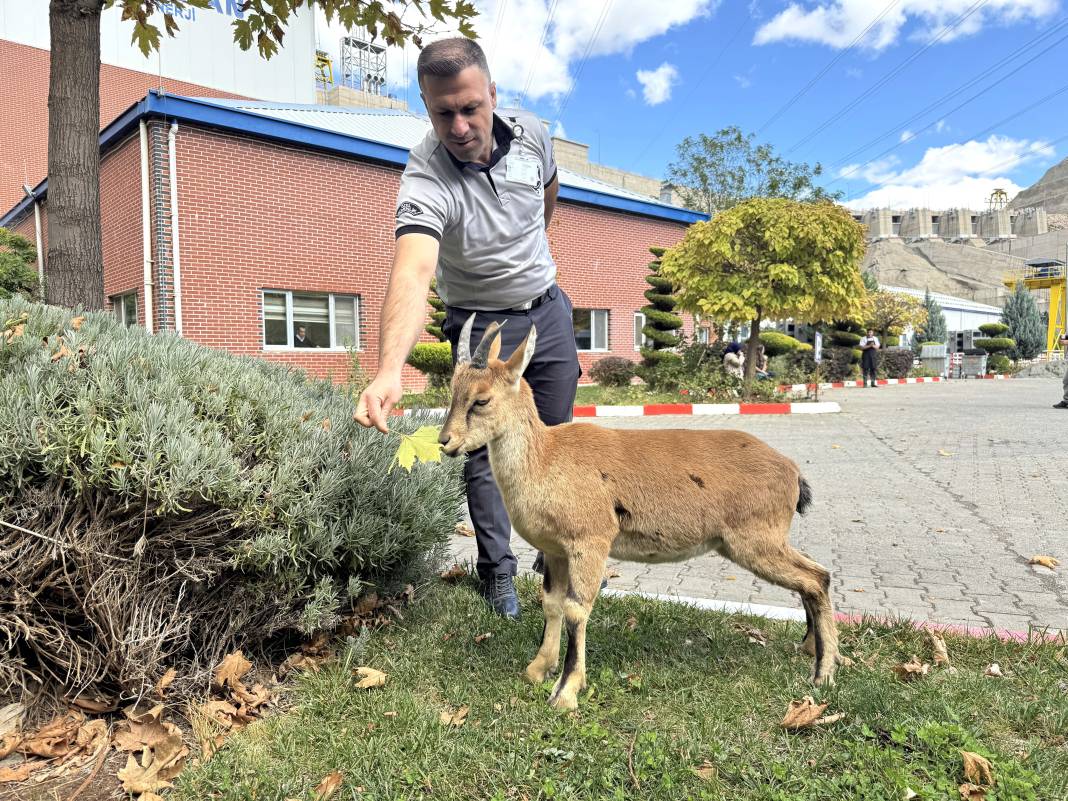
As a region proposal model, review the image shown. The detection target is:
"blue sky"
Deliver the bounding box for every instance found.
[318,0,1067,210]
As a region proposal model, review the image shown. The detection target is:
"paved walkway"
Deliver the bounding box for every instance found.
[449,378,1068,633]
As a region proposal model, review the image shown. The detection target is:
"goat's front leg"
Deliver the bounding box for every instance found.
[525,553,568,684]
[549,544,608,711]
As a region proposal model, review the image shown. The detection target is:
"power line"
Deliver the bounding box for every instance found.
[756,0,902,136]
[830,76,1068,190]
[519,0,560,109]
[488,0,508,68]
[554,0,613,122]
[625,14,749,173]
[829,18,1068,172]
[785,0,990,156]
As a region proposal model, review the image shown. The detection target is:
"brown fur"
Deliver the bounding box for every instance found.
[440,320,844,710]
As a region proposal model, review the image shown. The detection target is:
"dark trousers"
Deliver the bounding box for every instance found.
[861,349,878,382]
[443,285,581,582]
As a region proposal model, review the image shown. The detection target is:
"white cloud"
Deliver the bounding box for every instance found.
[625,87,637,100]
[754,0,1057,51]
[899,129,914,143]
[314,1,715,105]
[934,118,948,133]
[552,119,567,138]
[636,62,679,105]
[842,134,1055,209]
[734,73,752,88]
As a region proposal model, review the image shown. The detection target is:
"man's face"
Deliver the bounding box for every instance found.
[867,330,874,337]
[297,327,306,338]
[421,66,497,165]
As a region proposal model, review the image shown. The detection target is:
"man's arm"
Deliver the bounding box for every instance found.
[354,233,439,432]
[543,173,558,227]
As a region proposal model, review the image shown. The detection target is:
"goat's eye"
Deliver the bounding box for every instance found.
[472,398,490,407]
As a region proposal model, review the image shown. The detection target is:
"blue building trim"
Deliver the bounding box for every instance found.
[2,91,708,227]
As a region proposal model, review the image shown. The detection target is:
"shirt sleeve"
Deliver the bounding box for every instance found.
[533,114,557,186]
[395,155,453,241]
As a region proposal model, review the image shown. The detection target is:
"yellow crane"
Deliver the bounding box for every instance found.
[1003,256,1067,354]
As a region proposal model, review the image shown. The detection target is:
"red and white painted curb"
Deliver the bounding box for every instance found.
[393,401,841,417]
[603,589,1064,643]
[778,374,1014,393]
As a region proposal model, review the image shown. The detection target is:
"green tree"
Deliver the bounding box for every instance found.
[43,0,478,311]
[866,289,926,344]
[660,198,867,383]
[0,228,39,300]
[639,247,682,370]
[1001,283,1044,359]
[666,126,843,216]
[916,289,948,346]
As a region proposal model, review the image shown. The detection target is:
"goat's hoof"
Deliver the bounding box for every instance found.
[549,690,578,711]
[798,638,817,657]
[524,660,555,684]
[812,672,836,687]
[836,654,854,667]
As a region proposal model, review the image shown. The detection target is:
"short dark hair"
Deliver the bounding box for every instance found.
[417,37,490,84]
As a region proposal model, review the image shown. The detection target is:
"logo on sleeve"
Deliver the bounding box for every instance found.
[396,201,423,218]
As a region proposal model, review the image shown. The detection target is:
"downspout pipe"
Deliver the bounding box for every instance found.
[22,185,45,299]
[139,121,155,333]
[167,122,183,335]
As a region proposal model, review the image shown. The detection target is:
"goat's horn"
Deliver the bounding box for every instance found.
[456,313,476,364]
[471,320,506,368]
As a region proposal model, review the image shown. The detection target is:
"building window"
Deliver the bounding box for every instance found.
[574,308,609,351]
[633,311,649,351]
[111,292,138,328]
[970,215,978,235]
[931,215,940,235]
[694,313,710,344]
[891,215,901,236]
[262,290,360,349]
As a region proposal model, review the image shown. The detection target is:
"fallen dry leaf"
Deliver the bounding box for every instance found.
[1029,555,1059,569]
[113,717,177,753]
[154,667,177,697]
[625,616,638,631]
[893,656,930,682]
[116,729,189,793]
[383,711,398,719]
[814,712,845,726]
[314,770,344,800]
[985,663,1004,678]
[928,631,951,668]
[321,418,331,431]
[732,623,767,647]
[0,762,35,783]
[781,696,828,730]
[959,782,987,800]
[454,522,475,537]
[961,751,994,787]
[17,711,82,758]
[124,702,164,725]
[440,705,470,727]
[70,316,85,331]
[0,703,24,738]
[440,564,467,581]
[213,651,253,690]
[69,695,115,714]
[692,760,716,781]
[353,667,387,689]
[140,794,167,801]
[474,632,492,644]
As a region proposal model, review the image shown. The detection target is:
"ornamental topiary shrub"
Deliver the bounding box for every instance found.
[0,297,464,701]
[407,341,454,389]
[425,280,447,342]
[973,337,1015,355]
[639,247,682,370]
[589,356,635,387]
[987,353,1012,374]
[978,322,1009,337]
[831,330,862,347]
[878,347,915,379]
[758,330,803,356]
[0,227,38,300]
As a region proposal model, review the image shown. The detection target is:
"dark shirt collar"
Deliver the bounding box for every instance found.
[444,113,516,172]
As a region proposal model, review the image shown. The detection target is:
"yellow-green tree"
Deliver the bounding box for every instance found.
[660,198,867,383]
[866,289,926,343]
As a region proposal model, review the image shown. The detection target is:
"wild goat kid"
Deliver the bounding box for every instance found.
[439,315,845,710]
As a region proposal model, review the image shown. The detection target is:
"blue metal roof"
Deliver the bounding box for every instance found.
[1,91,707,227]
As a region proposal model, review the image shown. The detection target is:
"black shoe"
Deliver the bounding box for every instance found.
[481,573,520,619]
[1054,401,1068,409]
[532,552,609,590]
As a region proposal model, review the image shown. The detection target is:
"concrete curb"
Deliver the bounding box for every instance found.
[777,374,1016,393]
[393,402,842,417]
[602,588,1064,643]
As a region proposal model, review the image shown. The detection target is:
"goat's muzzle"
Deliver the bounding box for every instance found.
[438,428,464,457]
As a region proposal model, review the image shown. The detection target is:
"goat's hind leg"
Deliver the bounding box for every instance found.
[548,545,608,711]
[525,553,568,684]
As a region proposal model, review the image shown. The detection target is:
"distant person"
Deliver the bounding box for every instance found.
[723,342,745,379]
[755,343,770,379]
[859,329,880,387]
[1055,332,1068,409]
[294,325,314,347]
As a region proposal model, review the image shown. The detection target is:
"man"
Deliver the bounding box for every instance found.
[1055,332,1068,409]
[353,38,580,619]
[294,325,314,347]
[859,329,880,387]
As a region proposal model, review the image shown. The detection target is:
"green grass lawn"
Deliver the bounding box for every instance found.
[174,580,1067,801]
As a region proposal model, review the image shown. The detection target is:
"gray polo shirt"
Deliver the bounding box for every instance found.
[395,108,558,310]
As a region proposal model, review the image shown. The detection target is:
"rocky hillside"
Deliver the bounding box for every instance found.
[862,238,1014,305]
[1008,155,1068,213]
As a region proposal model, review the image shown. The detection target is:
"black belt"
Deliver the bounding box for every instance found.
[498,285,554,313]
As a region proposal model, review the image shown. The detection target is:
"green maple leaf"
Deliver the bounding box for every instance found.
[390,426,444,473]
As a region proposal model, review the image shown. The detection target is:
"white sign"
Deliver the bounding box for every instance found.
[0,0,316,103]
[814,331,823,363]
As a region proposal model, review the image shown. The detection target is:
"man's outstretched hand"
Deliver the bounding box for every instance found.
[354,375,404,433]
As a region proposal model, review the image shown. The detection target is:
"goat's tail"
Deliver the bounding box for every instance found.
[796,476,813,515]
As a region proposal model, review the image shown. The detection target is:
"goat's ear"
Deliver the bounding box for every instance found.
[488,325,503,363]
[505,324,537,381]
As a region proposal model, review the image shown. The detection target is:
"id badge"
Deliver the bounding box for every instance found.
[505,155,541,187]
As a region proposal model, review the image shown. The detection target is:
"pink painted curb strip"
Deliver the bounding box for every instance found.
[393,401,842,417]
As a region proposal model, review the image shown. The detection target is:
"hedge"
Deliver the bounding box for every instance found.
[973,337,1015,354]
[878,347,915,379]
[978,322,1009,337]
[407,342,454,388]
[831,330,862,347]
[758,331,804,356]
[589,356,635,387]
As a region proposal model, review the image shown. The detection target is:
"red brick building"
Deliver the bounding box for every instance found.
[1,92,706,387]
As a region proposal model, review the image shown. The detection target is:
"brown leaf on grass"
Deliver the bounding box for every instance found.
[732,623,767,647]
[314,770,344,800]
[928,631,951,667]
[692,760,716,781]
[454,522,475,537]
[113,717,177,752]
[321,417,331,431]
[1028,555,1059,569]
[17,711,83,758]
[383,711,398,718]
[124,702,164,725]
[213,651,253,690]
[3,322,26,343]
[781,696,828,730]
[116,728,189,793]
[474,632,492,644]
[232,681,272,711]
[154,667,177,698]
[50,341,72,362]
[70,316,85,331]
[0,734,20,760]
[625,616,638,631]
[961,751,994,786]
[440,564,467,581]
[353,667,388,689]
[440,705,469,727]
[984,663,1004,678]
[301,410,313,422]
[959,782,987,800]
[892,656,930,681]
